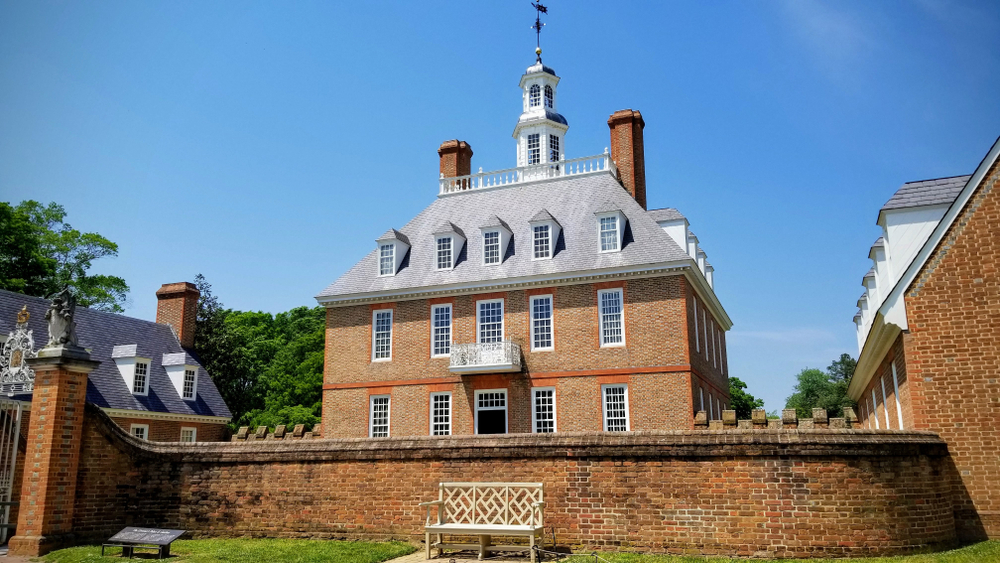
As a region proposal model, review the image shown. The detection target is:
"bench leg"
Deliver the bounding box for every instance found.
[530,532,536,563]
[478,534,491,560]
[425,532,431,560]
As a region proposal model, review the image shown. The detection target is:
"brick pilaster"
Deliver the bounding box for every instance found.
[8,346,99,556]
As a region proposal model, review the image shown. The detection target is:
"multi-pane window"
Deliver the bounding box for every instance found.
[529,84,541,107]
[133,362,148,394]
[431,304,452,357]
[549,134,560,163]
[544,85,553,108]
[527,133,540,165]
[478,300,504,343]
[600,216,619,252]
[436,237,453,270]
[180,427,196,443]
[483,231,501,265]
[379,244,395,276]
[599,289,624,347]
[532,388,555,433]
[531,295,553,351]
[533,225,551,259]
[602,384,629,432]
[182,368,196,399]
[372,310,393,361]
[431,392,451,436]
[475,390,507,434]
[370,395,390,437]
[131,424,148,440]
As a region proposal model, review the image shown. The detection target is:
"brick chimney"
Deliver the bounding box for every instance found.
[438,140,473,178]
[155,282,200,349]
[607,109,647,209]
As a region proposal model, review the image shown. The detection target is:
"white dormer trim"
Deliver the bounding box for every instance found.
[480,223,512,266]
[595,209,626,253]
[529,212,561,261]
[111,346,152,397]
[163,352,198,401]
[432,224,466,271]
[375,231,410,277]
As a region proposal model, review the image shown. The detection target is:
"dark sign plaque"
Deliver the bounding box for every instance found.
[108,527,185,546]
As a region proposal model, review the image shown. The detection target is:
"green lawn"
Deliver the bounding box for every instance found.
[39,538,416,563]
[561,540,1000,563]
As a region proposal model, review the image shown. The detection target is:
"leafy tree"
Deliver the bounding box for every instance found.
[728,377,765,419]
[0,200,128,311]
[785,354,858,418]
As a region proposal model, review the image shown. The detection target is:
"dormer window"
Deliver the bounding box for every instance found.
[379,244,395,276]
[528,134,540,165]
[183,368,196,399]
[533,225,551,259]
[133,361,148,394]
[600,216,618,251]
[162,352,199,400]
[544,85,553,108]
[595,205,626,254]
[529,84,540,107]
[436,237,453,270]
[111,345,152,397]
[484,231,500,265]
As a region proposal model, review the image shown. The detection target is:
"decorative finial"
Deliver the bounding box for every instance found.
[45,287,79,348]
[16,305,29,324]
[531,2,548,62]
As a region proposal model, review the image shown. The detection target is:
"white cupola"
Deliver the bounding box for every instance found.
[513,49,569,168]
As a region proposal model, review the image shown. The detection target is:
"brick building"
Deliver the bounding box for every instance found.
[317,54,732,438]
[849,134,1000,539]
[0,283,232,442]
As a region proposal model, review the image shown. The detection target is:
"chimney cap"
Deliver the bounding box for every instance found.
[608,109,645,128]
[156,282,199,298]
[437,140,473,156]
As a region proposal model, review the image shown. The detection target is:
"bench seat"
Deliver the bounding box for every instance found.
[425,523,544,535]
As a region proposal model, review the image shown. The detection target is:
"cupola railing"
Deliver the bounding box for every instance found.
[439,152,618,195]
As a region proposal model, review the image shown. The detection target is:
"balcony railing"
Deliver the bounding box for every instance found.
[449,341,522,374]
[439,152,619,195]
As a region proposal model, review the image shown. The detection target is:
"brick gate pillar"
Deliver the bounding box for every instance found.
[8,344,99,556]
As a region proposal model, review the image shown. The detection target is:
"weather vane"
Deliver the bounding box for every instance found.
[531,2,548,61]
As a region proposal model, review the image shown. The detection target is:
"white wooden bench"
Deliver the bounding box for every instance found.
[420,482,546,562]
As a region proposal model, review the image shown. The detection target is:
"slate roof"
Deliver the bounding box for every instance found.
[0,289,232,420]
[881,175,970,212]
[647,207,686,222]
[317,173,693,299]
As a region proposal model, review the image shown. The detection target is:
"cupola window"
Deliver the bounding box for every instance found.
[529,84,541,108]
[379,244,395,276]
[544,85,553,108]
[549,135,560,163]
[436,236,453,270]
[527,134,541,165]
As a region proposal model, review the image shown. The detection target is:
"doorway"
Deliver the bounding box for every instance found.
[475,389,507,434]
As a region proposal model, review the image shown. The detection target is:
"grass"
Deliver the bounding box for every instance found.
[39,538,416,563]
[560,540,1000,563]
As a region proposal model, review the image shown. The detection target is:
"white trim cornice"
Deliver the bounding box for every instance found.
[848,313,901,400]
[100,407,231,425]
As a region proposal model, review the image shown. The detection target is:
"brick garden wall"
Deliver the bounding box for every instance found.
[110,416,228,443]
[70,404,958,559]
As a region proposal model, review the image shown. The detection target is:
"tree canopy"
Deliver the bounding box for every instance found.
[0,200,128,311]
[728,376,765,419]
[785,353,858,418]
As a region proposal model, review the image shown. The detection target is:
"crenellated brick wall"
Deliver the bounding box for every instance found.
[66,403,960,559]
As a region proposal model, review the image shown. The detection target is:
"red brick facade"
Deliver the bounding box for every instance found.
[322,275,729,438]
[110,416,228,443]
[155,282,200,349]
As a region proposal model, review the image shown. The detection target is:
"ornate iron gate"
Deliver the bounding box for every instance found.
[0,400,22,543]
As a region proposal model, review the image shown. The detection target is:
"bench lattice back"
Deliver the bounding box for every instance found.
[440,482,543,527]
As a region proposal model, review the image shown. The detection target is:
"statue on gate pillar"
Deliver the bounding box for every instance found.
[44,287,79,348]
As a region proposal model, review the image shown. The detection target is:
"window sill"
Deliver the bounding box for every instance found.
[599,343,626,349]
[371,358,392,363]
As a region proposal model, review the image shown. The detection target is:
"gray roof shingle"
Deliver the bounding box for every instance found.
[647,207,686,222]
[317,173,692,299]
[0,289,232,419]
[881,175,970,212]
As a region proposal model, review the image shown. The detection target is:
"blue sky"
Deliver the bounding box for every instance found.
[2,1,998,411]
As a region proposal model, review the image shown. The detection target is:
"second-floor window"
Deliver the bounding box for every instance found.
[431,392,451,436]
[436,236,453,270]
[599,289,624,347]
[528,133,540,165]
[370,395,390,438]
[531,295,553,351]
[372,309,393,361]
[431,304,452,357]
[182,368,196,399]
[600,216,619,252]
[549,134,560,163]
[483,231,500,265]
[131,424,148,440]
[478,299,504,343]
[180,427,197,443]
[133,361,148,394]
[379,244,395,276]
[533,225,551,259]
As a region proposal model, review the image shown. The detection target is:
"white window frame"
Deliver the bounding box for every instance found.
[529,83,541,108]
[132,361,149,396]
[372,309,393,362]
[182,367,197,400]
[598,215,620,253]
[543,84,553,108]
[880,373,891,429]
[529,294,554,352]
[378,243,395,277]
[711,320,717,369]
[693,298,699,352]
[474,388,508,434]
[369,394,391,438]
[871,389,880,429]
[483,229,501,265]
[601,384,630,432]
[430,392,452,436]
[430,304,453,358]
[532,224,551,260]
[699,386,704,412]
[548,134,560,163]
[476,299,505,344]
[702,309,709,360]
[130,424,149,441]
[598,288,625,348]
[180,427,197,443]
[436,236,454,270]
[527,133,541,165]
[709,392,714,420]
[531,387,557,433]
[891,361,904,429]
